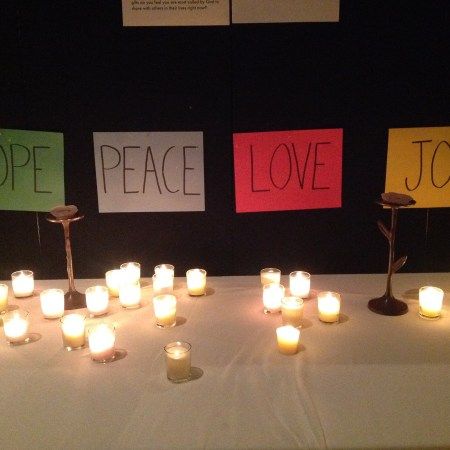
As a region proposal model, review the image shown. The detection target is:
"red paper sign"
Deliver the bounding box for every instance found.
[233,129,343,213]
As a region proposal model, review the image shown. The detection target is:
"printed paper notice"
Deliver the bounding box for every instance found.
[233,129,342,213]
[232,0,339,24]
[0,129,64,212]
[93,132,205,213]
[122,0,229,26]
[385,127,450,208]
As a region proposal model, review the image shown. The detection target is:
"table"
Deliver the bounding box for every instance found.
[1,273,449,449]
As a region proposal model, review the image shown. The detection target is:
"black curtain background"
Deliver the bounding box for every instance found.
[0,0,449,279]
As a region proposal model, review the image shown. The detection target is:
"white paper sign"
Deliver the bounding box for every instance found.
[93,132,205,213]
[232,0,339,24]
[122,0,230,26]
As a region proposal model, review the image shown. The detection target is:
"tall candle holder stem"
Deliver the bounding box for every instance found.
[47,211,86,310]
[368,193,415,316]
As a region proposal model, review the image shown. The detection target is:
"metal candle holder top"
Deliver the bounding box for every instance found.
[46,205,86,310]
[368,192,416,316]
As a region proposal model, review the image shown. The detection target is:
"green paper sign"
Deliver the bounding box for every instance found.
[0,129,65,212]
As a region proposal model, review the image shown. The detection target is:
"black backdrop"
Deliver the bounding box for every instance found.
[1,0,449,280]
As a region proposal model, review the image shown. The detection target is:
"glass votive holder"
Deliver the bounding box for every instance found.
[155,264,175,277]
[85,286,109,317]
[40,288,65,319]
[11,270,34,298]
[105,269,121,297]
[0,283,9,313]
[3,310,30,345]
[263,283,285,314]
[289,271,311,298]
[276,325,300,355]
[281,296,304,328]
[186,268,207,296]
[164,341,191,383]
[152,273,174,295]
[153,294,177,328]
[88,323,116,363]
[119,282,141,309]
[60,314,86,351]
[260,268,281,286]
[419,286,444,319]
[318,291,341,323]
[120,262,141,284]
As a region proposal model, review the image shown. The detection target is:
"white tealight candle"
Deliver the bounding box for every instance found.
[11,270,34,298]
[276,325,300,355]
[105,269,121,297]
[263,283,285,314]
[85,286,109,317]
[60,314,86,350]
[318,291,341,323]
[419,286,444,319]
[120,262,141,284]
[281,296,304,328]
[3,310,30,344]
[88,323,116,363]
[40,288,65,319]
[164,341,191,383]
[289,271,311,298]
[119,282,141,309]
[153,294,177,328]
[0,283,8,313]
[260,268,281,286]
[186,268,207,296]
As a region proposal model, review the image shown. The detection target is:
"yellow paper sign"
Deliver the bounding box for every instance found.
[385,126,450,208]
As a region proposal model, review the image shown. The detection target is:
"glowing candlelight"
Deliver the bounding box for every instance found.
[85,286,109,317]
[88,323,116,363]
[260,268,281,286]
[11,270,34,298]
[289,271,311,298]
[263,283,285,314]
[276,325,300,355]
[419,286,444,319]
[40,288,65,319]
[186,268,207,296]
[318,291,341,323]
[164,341,191,383]
[153,294,177,328]
[3,310,30,344]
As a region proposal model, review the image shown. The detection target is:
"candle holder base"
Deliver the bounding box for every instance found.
[64,290,86,310]
[368,294,408,316]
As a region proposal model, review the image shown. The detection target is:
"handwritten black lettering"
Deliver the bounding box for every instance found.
[183,146,200,195]
[101,145,121,194]
[312,142,331,190]
[33,146,52,193]
[10,144,30,191]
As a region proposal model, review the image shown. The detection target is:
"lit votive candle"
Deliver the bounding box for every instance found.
[318,291,341,323]
[164,341,191,383]
[88,323,116,363]
[0,283,8,313]
[263,283,285,314]
[105,269,121,297]
[119,282,141,309]
[154,264,175,291]
[153,294,177,328]
[152,272,174,295]
[260,268,281,286]
[86,286,109,317]
[276,325,300,355]
[281,296,304,328]
[419,286,444,319]
[3,310,30,344]
[186,268,207,296]
[11,270,34,298]
[120,262,141,284]
[60,314,86,350]
[40,288,65,319]
[289,271,311,298]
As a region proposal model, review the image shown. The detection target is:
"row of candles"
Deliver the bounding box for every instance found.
[261,267,446,355]
[1,265,446,377]
[1,263,204,380]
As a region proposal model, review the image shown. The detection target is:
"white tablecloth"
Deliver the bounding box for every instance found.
[1,273,449,449]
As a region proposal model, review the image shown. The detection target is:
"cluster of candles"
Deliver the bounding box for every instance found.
[1,264,207,379]
[0,267,446,374]
[259,267,446,355]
